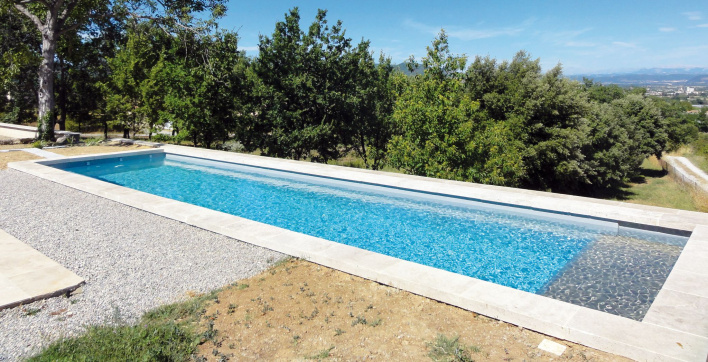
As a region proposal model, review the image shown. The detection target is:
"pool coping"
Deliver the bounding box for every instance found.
[9,145,708,361]
[0,228,84,310]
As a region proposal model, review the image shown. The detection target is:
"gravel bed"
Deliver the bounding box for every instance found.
[0,169,285,361]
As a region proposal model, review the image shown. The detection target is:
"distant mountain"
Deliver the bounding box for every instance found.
[394,62,424,76]
[628,67,708,75]
[568,67,708,86]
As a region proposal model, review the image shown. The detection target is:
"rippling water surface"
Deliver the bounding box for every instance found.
[56,153,687,320]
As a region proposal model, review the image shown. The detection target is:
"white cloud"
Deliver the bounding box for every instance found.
[564,41,596,47]
[403,18,533,41]
[612,41,639,49]
[683,11,702,21]
[659,27,677,32]
[540,28,593,46]
[697,23,708,28]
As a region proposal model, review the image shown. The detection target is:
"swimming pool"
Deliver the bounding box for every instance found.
[12,146,708,360]
[51,152,687,320]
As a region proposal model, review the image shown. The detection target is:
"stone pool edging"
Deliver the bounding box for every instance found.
[9,145,708,361]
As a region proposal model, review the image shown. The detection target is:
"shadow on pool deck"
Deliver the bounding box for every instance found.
[0,228,84,310]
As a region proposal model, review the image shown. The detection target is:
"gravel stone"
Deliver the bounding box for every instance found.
[0,169,284,361]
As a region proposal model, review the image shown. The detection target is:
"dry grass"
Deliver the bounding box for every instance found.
[47,144,150,156]
[0,151,41,170]
[0,144,150,170]
[0,143,33,150]
[196,258,625,361]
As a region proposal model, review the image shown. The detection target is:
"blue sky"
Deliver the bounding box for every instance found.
[218,0,708,74]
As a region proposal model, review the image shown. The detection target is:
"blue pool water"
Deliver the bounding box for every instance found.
[53,153,686,297]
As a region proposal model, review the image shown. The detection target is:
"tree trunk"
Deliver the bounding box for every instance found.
[37,26,58,141]
[57,56,67,131]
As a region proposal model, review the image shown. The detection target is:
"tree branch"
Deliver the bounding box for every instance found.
[56,22,81,36]
[17,0,49,6]
[13,3,44,29]
[58,0,78,21]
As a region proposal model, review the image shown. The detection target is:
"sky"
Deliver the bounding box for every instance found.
[217,0,708,75]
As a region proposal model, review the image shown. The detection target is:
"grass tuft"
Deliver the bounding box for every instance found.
[427,334,477,362]
[305,345,335,360]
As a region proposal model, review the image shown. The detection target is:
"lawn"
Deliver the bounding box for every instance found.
[610,156,706,212]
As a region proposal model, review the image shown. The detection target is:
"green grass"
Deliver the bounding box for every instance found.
[602,157,702,211]
[29,290,221,361]
[683,154,708,174]
[28,322,197,362]
[426,334,478,362]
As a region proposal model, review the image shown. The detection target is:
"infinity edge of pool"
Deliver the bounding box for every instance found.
[9,145,708,362]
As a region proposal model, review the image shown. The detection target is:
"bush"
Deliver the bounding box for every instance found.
[220,140,245,153]
[152,133,173,143]
[692,133,708,157]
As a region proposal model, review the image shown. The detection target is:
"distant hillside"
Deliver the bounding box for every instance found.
[568,68,708,86]
[395,65,708,85]
[394,62,424,76]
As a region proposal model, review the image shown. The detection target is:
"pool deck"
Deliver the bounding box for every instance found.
[8,144,708,361]
[0,228,84,310]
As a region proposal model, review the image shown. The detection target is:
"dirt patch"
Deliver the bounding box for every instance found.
[0,151,42,170]
[197,259,626,361]
[47,144,151,156]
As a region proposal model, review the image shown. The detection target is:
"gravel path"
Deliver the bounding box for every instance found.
[0,169,285,361]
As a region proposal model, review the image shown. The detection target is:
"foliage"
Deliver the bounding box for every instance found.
[2,3,702,197]
[388,32,524,185]
[466,52,594,191]
[5,0,227,138]
[249,8,390,163]
[0,7,39,124]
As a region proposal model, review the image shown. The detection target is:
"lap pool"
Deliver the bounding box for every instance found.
[50,152,687,321]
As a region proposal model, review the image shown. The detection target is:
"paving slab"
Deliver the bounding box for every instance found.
[0,229,84,310]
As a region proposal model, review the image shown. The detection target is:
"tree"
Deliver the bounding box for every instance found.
[349,52,402,170]
[388,32,525,185]
[3,0,227,140]
[250,8,376,162]
[165,30,248,148]
[104,25,166,138]
[465,52,593,192]
[0,6,40,124]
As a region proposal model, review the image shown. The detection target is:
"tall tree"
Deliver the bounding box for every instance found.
[3,0,226,140]
[388,32,525,185]
[0,6,40,124]
[251,8,375,162]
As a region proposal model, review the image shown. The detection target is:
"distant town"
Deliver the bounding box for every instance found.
[567,67,708,105]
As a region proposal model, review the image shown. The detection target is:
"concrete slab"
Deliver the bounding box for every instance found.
[8,145,708,361]
[18,148,66,160]
[0,229,84,310]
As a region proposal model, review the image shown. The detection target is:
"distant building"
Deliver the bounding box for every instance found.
[687,86,695,94]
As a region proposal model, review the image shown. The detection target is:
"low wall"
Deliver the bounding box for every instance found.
[660,156,708,195]
[0,122,80,143]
